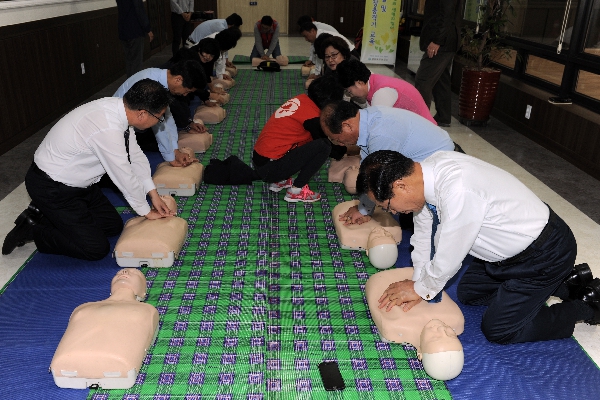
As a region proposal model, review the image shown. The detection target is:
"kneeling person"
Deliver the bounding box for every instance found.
[2,79,175,260]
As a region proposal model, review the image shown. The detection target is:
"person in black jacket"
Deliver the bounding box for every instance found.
[116,0,153,77]
[414,0,463,127]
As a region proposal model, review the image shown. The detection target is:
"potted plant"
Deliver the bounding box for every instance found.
[458,0,515,126]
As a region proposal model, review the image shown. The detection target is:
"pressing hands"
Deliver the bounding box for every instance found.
[339,205,372,225]
[378,280,423,312]
[170,148,199,168]
[187,122,206,133]
[146,190,176,220]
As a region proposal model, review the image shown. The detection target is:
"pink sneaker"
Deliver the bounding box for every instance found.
[284,185,321,203]
[269,177,294,192]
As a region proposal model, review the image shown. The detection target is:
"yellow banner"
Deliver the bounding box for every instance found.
[360,0,401,64]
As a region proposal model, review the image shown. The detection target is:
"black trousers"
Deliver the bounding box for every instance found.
[414,51,455,124]
[121,36,145,78]
[253,139,331,188]
[171,12,188,55]
[25,164,123,261]
[457,207,579,344]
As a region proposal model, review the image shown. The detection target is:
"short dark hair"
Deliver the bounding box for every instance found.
[226,13,243,27]
[169,60,206,90]
[261,15,273,26]
[215,28,240,51]
[307,75,345,109]
[320,100,360,134]
[194,37,220,59]
[356,150,415,202]
[318,36,351,60]
[123,79,172,114]
[169,47,201,65]
[299,22,317,34]
[336,59,371,88]
[297,15,313,26]
[314,33,333,59]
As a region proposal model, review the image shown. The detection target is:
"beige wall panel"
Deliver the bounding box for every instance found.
[219,0,288,34]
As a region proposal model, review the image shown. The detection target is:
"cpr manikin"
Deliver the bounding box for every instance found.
[114,194,188,268]
[366,227,398,269]
[365,268,464,380]
[332,200,401,251]
[50,268,159,389]
[419,319,464,381]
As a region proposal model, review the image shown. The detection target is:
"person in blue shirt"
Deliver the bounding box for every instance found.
[186,13,243,48]
[320,101,455,225]
[113,60,206,167]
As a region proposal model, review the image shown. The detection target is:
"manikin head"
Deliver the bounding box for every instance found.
[418,319,464,380]
[110,268,147,301]
[366,227,398,269]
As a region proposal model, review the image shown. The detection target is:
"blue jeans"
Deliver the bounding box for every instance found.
[250,42,281,58]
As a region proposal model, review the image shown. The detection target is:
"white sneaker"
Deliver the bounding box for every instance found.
[269,177,293,192]
[284,185,321,203]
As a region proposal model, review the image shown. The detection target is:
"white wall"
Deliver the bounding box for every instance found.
[0,0,115,28]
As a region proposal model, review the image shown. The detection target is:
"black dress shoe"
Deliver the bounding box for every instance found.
[584,301,600,325]
[580,278,600,303]
[27,202,43,220]
[564,263,594,300]
[2,209,37,255]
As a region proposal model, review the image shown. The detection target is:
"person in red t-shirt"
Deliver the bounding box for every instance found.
[252,75,345,203]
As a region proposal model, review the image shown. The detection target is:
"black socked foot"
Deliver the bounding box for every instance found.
[2,209,36,255]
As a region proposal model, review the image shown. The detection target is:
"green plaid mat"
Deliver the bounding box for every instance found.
[88,70,452,400]
[232,55,309,64]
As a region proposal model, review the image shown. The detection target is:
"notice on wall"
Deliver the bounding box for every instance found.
[360,0,401,65]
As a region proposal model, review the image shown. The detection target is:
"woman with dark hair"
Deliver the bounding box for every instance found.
[189,38,221,84]
[317,36,359,76]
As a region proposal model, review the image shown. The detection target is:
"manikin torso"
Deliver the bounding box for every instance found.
[50,269,159,381]
[365,267,464,353]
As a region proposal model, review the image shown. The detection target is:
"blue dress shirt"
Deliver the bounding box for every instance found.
[113,68,179,162]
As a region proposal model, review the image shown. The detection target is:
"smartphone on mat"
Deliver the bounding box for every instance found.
[318,361,345,391]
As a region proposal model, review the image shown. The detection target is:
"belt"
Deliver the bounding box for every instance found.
[31,162,52,180]
[495,206,559,266]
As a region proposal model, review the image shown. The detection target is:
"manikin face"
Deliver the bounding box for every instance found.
[111,268,147,299]
[301,29,318,43]
[419,319,461,354]
[346,81,369,99]
[324,45,345,70]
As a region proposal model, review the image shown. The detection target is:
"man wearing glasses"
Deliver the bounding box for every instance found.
[357,149,599,344]
[2,80,175,260]
[113,59,207,167]
[320,100,455,226]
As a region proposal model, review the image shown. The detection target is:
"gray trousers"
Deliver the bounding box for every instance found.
[414,51,455,124]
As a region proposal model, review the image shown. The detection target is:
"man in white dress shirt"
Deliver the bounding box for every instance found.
[357,150,598,344]
[2,79,175,260]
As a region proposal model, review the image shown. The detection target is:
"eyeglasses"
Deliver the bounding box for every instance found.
[324,51,341,61]
[383,199,391,213]
[143,109,165,123]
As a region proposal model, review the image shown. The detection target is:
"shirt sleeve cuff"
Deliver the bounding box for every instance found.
[142,177,156,194]
[413,280,440,301]
[135,203,152,217]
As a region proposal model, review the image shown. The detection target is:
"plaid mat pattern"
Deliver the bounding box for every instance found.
[232,55,310,64]
[87,70,452,400]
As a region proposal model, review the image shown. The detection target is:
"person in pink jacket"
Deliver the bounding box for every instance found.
[336,59,437,125]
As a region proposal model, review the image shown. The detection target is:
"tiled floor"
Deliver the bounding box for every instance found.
[1,36,599,365]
